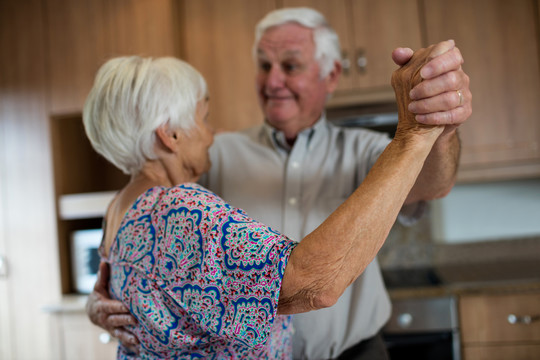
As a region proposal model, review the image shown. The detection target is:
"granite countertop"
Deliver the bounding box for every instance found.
[387,278,540,301]
[379,216,540,300]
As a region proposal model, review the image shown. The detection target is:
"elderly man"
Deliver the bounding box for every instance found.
[87,7,471,360]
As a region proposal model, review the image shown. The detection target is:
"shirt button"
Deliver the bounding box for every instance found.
[288,197,297,205]
[291,161,300,169]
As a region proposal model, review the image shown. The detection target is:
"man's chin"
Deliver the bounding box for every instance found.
[264,108,297,126]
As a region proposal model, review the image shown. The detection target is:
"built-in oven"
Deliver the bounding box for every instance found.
[383,296,460,360]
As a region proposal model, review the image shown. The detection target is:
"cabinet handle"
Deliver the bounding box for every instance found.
[508,314,540,325]
[356,49,367,74]
[0,255,7,278]
[99,332,112,344]
[341,51,351,76]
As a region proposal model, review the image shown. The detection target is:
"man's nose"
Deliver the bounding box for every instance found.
[265,65,286,89]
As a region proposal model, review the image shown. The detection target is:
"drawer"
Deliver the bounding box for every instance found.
[459,292,540,343]
[463,344,540,360]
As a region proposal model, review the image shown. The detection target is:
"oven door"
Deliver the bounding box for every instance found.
[383,296,460,360]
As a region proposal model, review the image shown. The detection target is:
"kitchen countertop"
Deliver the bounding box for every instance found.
[387,279,540,301]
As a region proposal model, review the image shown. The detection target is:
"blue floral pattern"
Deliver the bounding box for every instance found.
[103,183,297,359]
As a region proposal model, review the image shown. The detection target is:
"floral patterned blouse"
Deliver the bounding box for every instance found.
[101,183,298,359]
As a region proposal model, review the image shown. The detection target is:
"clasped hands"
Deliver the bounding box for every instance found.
[391,39,471,139]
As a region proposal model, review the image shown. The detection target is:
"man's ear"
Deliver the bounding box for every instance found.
[325,60,342,93]
[155,124,178,152]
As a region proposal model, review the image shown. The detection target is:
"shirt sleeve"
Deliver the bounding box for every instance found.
[154,184,298,349]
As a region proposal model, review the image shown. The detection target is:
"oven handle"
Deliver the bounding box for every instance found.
[384,332,454,347]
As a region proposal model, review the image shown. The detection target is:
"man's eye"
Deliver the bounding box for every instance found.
[283,63,299,73]
[259,62,271,72]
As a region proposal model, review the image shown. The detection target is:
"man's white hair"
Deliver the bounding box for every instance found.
[83,56,207,175]
[253,7,342,78]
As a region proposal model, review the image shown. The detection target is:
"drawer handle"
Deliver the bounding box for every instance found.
[507,314,540,325]
[99,332,112,344]
[356,48,367,74]
[341,51,351,76]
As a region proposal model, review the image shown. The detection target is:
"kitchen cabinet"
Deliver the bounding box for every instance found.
[1,1,61,358]
[180,0,277,131]
[47,299,119,360]
[422,0,540,182]
[46,0,181,115]
[281,0,423,107]
[59,314,118,360]
[459,291,540,359]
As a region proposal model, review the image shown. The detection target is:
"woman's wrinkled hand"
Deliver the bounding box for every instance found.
[392,40,472,139]
[392,43,447,140]
[86,262,140,354]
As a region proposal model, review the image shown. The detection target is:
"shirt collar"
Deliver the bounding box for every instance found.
[264,114,328,153]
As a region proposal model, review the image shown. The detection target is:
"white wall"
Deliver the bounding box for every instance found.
[431,178,540,243]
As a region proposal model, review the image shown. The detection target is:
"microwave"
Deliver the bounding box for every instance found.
[70,229,103,294]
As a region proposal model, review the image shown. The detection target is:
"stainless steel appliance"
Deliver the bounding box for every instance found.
[383,296,460,360]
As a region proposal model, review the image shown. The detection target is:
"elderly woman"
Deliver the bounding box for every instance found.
[83,54,441,359]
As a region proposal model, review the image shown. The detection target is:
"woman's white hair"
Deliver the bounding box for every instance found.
[253,7,341,78]
[83,56,207,175]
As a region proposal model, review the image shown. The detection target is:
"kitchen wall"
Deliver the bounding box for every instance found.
[431,178,540,244]
[378,179,540,283]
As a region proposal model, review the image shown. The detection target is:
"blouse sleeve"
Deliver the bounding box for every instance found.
[153,184,298,349]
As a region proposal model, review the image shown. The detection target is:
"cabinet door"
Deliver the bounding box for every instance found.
[181,0,277,131]
[46,0,180,114]
[350,0,422,91]
[423,0,540,181]
[60,312,119,360]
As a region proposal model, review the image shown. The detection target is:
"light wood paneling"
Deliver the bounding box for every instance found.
[181,0,277,131]
[350,0,422,90]
[460,293,540,343]
[460,292,540,359]
[463,344,540,360]
[423,0,540,181]
[0,0,61,358]
[46,0,181,114]
[60,312,118,359]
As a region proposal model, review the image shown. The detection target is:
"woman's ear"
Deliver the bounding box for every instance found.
[155,124,178,152]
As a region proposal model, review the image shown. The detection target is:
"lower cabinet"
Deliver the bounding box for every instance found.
[459,291,540,360]
[52,310,118,360]
[462,344,540,360]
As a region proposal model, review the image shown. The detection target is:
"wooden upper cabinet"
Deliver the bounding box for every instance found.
[422,0,540,182]
[46,0,181,115]
[349,0,422,91]
[282,0,422,106]
[180,0,277,132]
